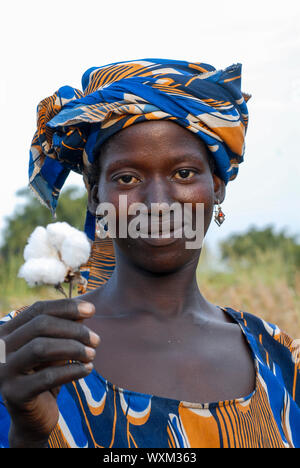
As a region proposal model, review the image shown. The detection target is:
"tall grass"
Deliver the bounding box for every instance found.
[1,247,299,338]
[0,256,64,313]
[197,249,300,337]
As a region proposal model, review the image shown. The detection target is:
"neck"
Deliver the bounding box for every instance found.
[98,246,212,321]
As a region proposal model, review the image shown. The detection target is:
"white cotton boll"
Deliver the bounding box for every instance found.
[24,226,59,261]
[46,222,75,251]
[61,231,91,269]
[18,257,68,286]
[40,258,69,285]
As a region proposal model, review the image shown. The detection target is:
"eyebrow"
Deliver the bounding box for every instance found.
[167,154,205,165]
[105,159,143,172]
[105,153,206,172]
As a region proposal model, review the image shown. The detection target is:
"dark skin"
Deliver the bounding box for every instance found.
[0,121,255,448]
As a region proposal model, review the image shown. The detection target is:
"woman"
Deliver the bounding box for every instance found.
[0,59,299,448]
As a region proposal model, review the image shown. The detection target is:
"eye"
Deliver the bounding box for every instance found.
[115,174,140,185]
[173,169,196,180]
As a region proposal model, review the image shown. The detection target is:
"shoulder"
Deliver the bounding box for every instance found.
[225,307,300,406]
[0,311,17,324]
[227,307,298,356]
[0,306,29,325]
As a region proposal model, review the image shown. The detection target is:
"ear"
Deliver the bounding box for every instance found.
[212,174,226,204]
[88,184,100,216]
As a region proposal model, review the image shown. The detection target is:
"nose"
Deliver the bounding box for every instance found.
[140,176,180,233]
[142,175,174,209]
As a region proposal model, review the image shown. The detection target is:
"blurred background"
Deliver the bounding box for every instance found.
[0,0,299,336]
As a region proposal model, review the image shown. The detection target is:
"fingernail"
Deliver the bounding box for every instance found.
[84,362,94,372]
[77,302,95,317]
[89,331,101,346]
[85,346,96,360]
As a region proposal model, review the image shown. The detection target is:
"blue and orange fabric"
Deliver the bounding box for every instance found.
[5,59,300,448]
[30,59,250,216]
[0,306,299,448]
[28,58,250,288]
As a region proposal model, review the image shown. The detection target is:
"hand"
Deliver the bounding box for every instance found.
[0,299,100,448]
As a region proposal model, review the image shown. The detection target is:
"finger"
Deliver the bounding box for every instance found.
[30,362,94,398]
[5,314,100,353]
[8,337,96,373]
[3,299,96,334]
[5,362,94,404]
[50,386,61,399]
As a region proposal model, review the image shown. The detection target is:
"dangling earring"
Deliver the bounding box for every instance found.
[214,199,225,226]
[95,216,110,238]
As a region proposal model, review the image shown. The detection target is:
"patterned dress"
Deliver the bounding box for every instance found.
[0,306,299,448]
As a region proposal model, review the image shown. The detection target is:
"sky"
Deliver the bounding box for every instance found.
[0,0,299,253]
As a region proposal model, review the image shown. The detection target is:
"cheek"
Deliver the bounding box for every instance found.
[173,178,214,209]
[173,179,215,234]
[97,185,137,231]
[98,176,215,232]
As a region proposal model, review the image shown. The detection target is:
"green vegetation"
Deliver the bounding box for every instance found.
[1,186,87,261]
[197,246,300,337]
[0,186,87,312]
[219,225,300,287]
[0,188,299,336]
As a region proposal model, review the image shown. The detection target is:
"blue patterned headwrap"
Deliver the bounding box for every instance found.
[28,58,250,288]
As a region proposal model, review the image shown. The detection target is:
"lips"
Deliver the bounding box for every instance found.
[138,220,184,247]
[135,214,184,237]
[141,234,180,247]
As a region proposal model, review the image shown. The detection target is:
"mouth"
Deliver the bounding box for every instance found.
[141,236,179,247]
[123,212,197,247]
[137,215,183,235]
[139,225,183,247]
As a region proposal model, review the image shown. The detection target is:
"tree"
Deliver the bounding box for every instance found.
[220,225,300,269]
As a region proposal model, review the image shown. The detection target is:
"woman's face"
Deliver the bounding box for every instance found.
[89,120,225,273]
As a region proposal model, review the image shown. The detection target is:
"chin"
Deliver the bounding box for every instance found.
[115,237,201,275]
